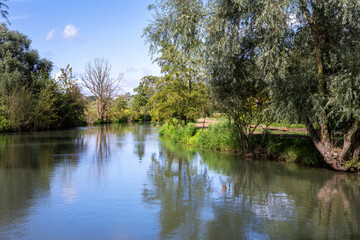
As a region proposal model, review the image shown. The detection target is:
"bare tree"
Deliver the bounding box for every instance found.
[81,58,123,122]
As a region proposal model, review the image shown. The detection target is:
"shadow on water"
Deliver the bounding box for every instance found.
[144,138,360,239]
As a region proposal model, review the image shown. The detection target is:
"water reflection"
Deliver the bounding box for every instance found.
[316,174,360,237]
[0,130,87,238]
[143,151,211,239]
[95,125,110,163]
[132,124,153,161]
[144,139,360,239]
[0,124,359,239]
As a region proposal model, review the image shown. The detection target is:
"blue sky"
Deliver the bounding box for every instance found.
[4,0,160,94]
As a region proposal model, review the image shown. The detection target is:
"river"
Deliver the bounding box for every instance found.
[0,124,359,239]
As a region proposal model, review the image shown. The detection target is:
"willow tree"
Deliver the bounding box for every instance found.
[236,0,360,171]
[145,0,360,171]
[144,0,269,151]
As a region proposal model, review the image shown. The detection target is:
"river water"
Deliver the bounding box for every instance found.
[0,124,359,240]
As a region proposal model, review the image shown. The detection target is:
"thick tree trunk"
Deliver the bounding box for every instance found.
[306,119,360,171]
[305,119,347,171]
[301,5,352,171]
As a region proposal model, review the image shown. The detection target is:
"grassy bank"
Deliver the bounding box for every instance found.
[159,121,325,167]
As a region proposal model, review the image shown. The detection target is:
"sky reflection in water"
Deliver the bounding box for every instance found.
[0,124,359,240]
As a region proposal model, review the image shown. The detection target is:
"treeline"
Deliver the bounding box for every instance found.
[0,24,158,131]
[143,0,360,171]
[0,24,86,131]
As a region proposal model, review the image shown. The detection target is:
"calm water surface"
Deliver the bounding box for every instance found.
[0,124,359,240]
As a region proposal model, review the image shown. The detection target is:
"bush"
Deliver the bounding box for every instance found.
[160,120,324,167]
[160,121,238,151]
[192,122,238,151]
[263,135,323,166]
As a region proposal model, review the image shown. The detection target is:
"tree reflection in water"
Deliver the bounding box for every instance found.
[142,147,211,239]
[143,139,360,239]
[316,174,360,237]
[95,125,110,164]
[0,130,87,237]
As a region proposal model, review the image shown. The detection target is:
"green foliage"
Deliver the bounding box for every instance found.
[32,81,57,129]
[0,29,87,131]
[263,135,323,166]
[56,65,87,127]
[345,158,360,172]
[4,87,33,131]
[145,0,360,170]
[85,100,98,125]
[130,75,157,121]
[0,24,52,95]
[159,120,197,143]
[268,122,306,129]
[192,123,238,151]
[160,121,238,151]
[148,44,208,124]
[160,122,323,167]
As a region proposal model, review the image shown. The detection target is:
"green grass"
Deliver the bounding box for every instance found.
[262,134,323,166]
[159,120,324,167]
[267,122,306,128]
[253,128,309,136]
[159,120,238,151]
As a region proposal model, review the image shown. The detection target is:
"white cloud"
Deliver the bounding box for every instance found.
[63,24,81,40]
[46,28,56,41]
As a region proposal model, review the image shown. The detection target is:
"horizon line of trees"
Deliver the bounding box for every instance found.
[0,23,159,132]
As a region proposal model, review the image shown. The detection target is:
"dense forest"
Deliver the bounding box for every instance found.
[1,0,360,172]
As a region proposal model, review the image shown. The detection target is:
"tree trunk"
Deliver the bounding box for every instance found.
[305,118,360,171]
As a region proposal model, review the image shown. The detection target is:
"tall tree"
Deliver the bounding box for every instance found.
[81,58,123,122]
[56,65,86,127]
[144,0,269,151]
[145,0,360,171]
[131,75,157,121]
[232,0,360,171]
[0,24,52,95]
[147,44,208,127]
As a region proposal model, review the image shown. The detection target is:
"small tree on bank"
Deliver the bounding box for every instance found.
[81,58,123,122]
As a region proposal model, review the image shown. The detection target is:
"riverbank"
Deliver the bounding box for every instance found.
[159,121,326,168]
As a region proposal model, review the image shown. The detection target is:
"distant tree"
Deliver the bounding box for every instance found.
[147,44,207,127]
[56,65,86,127]
[81,58,123,122]
[131,75,157,121]
[0,24,54,131]
[0,24,52,95]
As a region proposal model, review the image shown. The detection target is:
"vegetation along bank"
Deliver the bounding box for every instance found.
[159,120,326,168]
